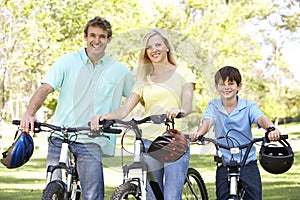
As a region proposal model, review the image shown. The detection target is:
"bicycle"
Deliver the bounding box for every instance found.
[12,120,121,200]
[197,129,289,200]
[101,113,208,200]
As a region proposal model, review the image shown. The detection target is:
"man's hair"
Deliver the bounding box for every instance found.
[214,66,242,85]
[84,16,112,38]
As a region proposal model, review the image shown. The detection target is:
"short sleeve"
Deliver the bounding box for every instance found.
[122,72,135,97]
[178,67,197,85]
[42,57,66,90]
[202,101,216,125]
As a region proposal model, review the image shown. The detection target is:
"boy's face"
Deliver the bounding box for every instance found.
[215,77,242,100]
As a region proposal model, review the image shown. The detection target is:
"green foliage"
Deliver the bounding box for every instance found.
[0,0,299,124]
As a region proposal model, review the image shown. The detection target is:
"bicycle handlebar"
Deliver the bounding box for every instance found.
[100,113,185,139]
[12,120,122,134]
[197,132,288,167]
[103,112,184,127]
[199,134,288,150]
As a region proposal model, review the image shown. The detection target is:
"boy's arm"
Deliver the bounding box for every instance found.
[257,116,281,141]
[191,118,213,141]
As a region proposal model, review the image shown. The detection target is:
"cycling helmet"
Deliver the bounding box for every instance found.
[259,139,294,174]
[1,130,34,169]
[147,129,188,163]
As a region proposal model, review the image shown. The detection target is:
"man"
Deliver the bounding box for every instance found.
[21,16,134,199]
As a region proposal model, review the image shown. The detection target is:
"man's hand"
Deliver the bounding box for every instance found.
[20,114,37,133]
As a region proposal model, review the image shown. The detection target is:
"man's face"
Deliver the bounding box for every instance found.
[84,26,111,57]
[215,77,242,99]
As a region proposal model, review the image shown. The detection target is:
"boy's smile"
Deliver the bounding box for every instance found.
[216,77,242,100]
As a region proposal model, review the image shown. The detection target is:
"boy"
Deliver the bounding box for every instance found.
[192,66,281,199]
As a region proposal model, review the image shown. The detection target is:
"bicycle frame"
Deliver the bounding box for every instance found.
[108,114,208,200]
[200,132,288,200]
[44,127,79,198]
[12,120,121,200]
[114,117,163,199]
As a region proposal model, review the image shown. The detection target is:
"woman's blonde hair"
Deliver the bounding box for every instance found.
[135,29,177,85]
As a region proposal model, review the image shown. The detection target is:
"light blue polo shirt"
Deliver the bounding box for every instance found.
[202,96,264,164]
[42,48,135,156]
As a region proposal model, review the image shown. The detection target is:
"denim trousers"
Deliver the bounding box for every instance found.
[216,160,262,200]
[143,139,190,200]
[47,138,104,200]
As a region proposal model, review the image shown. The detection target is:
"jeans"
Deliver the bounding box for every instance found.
[143,139,190,200]
[216,160,262,200]
[47,138,104,200]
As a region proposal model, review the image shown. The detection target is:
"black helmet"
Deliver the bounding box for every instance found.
[1,131,34,169]
[259,138,294,174]
[147,129,188,163]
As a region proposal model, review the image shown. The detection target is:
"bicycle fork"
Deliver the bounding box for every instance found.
[228,166,244,200]
[45,140,75,195]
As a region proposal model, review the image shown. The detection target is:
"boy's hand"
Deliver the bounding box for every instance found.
[267,128,281,142]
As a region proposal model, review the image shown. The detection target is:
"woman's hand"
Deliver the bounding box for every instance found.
[90,115,101,131]
[166,108,182,120]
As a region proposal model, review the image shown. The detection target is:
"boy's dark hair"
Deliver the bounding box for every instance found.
[214,66,242,86]
[84,16,112,38]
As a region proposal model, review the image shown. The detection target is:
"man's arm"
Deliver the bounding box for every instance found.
[21,83,54,132]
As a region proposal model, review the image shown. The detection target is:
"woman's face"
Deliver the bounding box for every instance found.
[145,34,169,64]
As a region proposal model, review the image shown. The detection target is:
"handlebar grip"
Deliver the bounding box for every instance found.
[102,128,122,134]
[12,120,20,125]
[12,120,41,130]
[176,112,186,118]
[280,134,288,140]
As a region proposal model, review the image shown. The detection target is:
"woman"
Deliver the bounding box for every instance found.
[91,29,196,199]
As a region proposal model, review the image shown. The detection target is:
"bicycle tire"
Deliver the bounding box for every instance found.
[42,180,67,200]
[182,168,208,200]
[110,182,140,200]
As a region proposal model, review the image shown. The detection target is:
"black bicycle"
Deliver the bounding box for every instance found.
[101,113,208,200]
[12,120,121,200]
[198,129,289,200]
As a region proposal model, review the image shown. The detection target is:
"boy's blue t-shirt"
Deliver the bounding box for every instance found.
[42,48,135,155]
[202,96,264,164]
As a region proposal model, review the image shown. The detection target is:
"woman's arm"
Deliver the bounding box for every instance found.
[90,92,140,130]
[166,82,194,119]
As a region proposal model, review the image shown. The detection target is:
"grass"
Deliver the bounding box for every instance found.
[0,122,299,199]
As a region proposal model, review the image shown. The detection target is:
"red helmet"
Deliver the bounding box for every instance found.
[148,129,188,163]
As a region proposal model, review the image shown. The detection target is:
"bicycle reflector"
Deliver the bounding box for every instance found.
[259,139,294,174]
[1,130,34,169]
[148,129,188,163]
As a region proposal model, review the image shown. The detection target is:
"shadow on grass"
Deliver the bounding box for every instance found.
[0,189,43,200]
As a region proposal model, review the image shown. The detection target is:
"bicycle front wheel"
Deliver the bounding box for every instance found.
[42,180,67,200]
[111,182,140,200]
[182,168,208,200]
